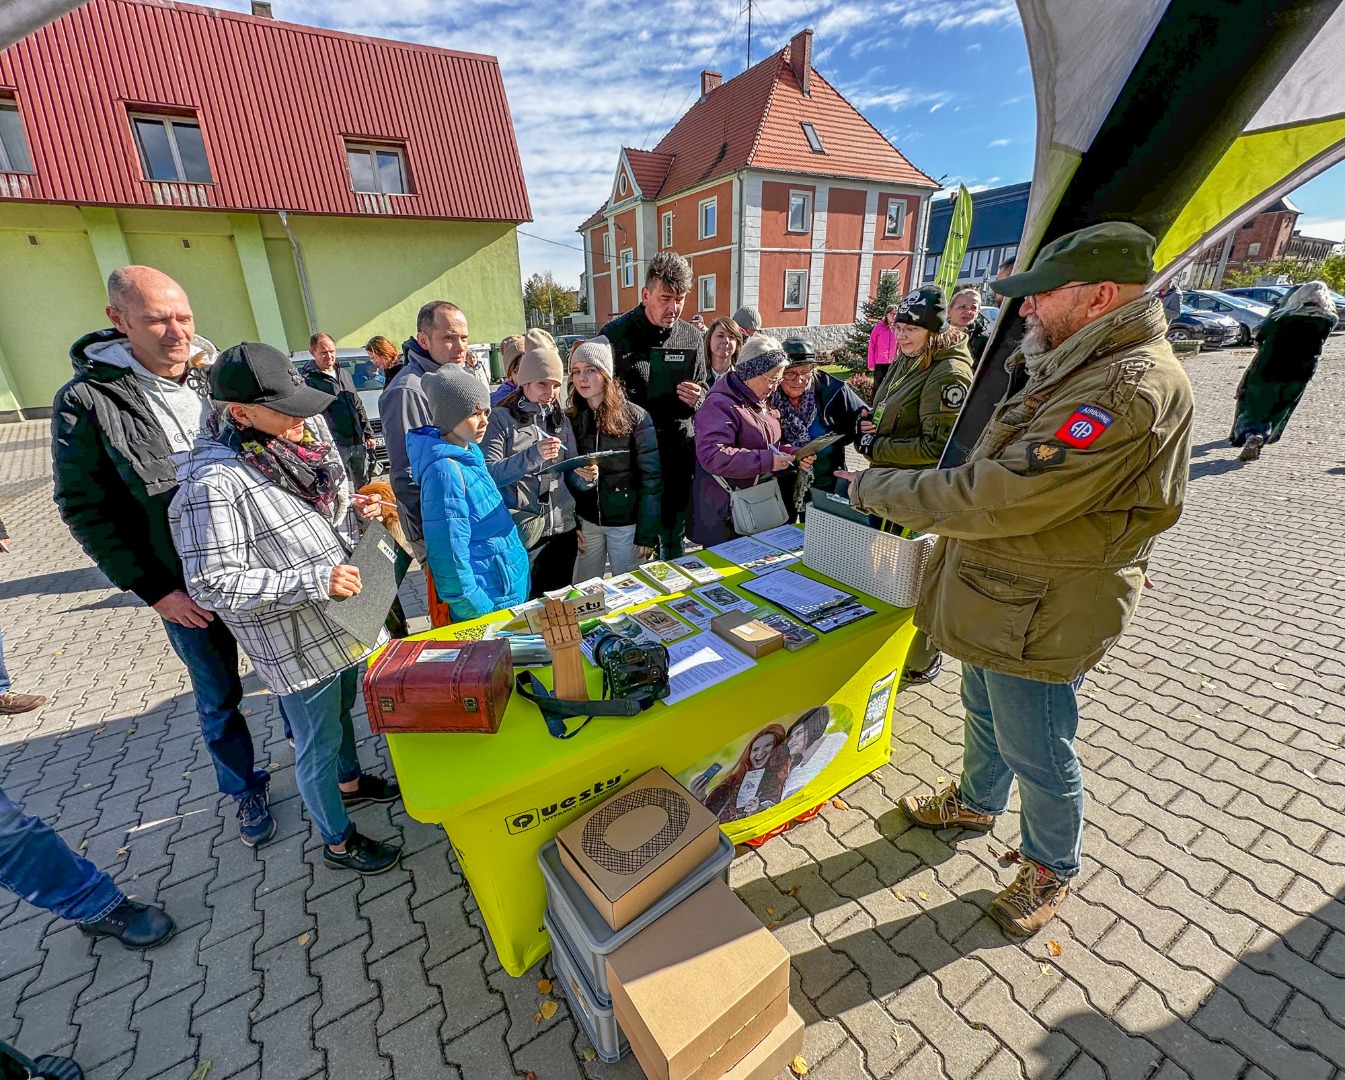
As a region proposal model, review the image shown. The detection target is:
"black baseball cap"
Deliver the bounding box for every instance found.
[991,222,1156,298]
[783,337,819,366]
[211,342,335,418]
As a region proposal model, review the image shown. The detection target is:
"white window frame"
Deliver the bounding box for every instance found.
[618,172,629,196]
[800,122,825,154]
[620,248,635,288]
[783,269,808,310]
[344,140,411,195]
[699,197,717,240]
[698,273,716,313]
[959,252,972,273]
[1247,242,1262,257]
[661,211,673,249]
[787,191,812,234]
[879,268,901,292]
[923,255,938,281]
[884,200,904,238]
[974,248,990,274]
[602,231,612,263]
[129,112,212,184]
[0,100,33,174]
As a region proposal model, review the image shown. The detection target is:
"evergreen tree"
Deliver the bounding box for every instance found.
[833,274,903,373]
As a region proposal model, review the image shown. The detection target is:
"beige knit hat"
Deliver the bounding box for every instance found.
[500,333,527,374]
[515,328,564,385]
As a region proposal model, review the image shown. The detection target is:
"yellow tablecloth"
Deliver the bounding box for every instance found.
[385,554,916,976]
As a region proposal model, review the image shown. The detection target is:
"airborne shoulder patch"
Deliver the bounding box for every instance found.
[940,383,967,409]
[1027,442,1067,471]
[1054,405,1114,448]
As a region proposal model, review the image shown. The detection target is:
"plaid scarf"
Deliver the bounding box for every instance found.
[210,411,341,522]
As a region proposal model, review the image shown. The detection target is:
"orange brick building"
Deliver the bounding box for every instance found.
[578,30,937,345]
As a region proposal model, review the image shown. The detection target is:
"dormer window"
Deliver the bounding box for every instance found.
[130,112,212,183]
[0,99,33,174]
[801,122,825,154]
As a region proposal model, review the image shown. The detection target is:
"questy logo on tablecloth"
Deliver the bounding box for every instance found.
[504,773,628,834]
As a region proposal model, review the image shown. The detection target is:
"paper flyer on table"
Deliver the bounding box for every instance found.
[707,536,799,572]
[752,524,806,556]
[662,632,756,706]
[740,569,853,615]
[694,584,760,615]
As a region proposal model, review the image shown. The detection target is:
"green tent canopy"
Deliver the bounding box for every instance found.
[944,0,1345,465]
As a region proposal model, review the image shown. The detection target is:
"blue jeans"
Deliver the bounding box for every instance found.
[278,666,363,847]
[0,784,123,923]
[161,617,268,800]
[958,665,1086,879]
[0,624,10,695]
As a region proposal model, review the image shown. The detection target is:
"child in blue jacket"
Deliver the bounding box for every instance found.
[408,366,530,620]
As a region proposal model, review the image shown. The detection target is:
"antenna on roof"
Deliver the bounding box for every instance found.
[742,0,753,66]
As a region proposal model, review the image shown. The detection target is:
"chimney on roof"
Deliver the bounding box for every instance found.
[251,2,274,17]
[700,71,723,100]
[790,29,813,97]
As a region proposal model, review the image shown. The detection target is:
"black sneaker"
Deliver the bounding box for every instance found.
[78,899,175,948]
[323,829,402,875]
[236,783,276,848]
[339,774,402,807]
[901,655,943,687]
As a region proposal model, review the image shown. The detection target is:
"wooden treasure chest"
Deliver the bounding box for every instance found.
[363,639,513,734]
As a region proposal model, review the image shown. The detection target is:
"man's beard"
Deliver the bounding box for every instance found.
[1021,316,1053,357]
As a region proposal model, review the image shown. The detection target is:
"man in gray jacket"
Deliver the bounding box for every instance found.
[380,300,492,558]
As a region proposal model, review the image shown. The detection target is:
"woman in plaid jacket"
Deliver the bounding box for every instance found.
[170,343,403,876]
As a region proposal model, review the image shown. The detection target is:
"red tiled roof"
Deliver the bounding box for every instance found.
[622,149,675,198]
[1,0,532,221]
[579,39,934,228]
[578,205,607,231]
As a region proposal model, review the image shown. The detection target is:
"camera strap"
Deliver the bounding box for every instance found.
[515,672,659,739]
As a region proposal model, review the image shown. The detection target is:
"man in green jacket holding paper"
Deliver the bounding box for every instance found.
[839,222,1193,939]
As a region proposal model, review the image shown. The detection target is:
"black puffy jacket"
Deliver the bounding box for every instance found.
[569,400,663,548]
[52,330,207,606]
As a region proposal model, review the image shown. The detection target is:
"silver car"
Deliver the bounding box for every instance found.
[1184,290,1271,346]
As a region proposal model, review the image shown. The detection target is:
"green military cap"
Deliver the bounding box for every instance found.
[991,221,1156,298]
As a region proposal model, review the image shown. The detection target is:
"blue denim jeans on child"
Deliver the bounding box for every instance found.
[161,616,269,800]
[278,666,363,847]
[957,664,1087,879]
[0,784,123,923]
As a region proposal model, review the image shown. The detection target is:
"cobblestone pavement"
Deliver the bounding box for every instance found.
[0,339,1342,1080]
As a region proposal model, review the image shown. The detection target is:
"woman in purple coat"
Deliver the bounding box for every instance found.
[690,336,814,547]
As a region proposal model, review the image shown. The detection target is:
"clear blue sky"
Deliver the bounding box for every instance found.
[217,0,1344,283]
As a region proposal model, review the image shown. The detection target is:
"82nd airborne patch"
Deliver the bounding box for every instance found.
[1055,404,1114,448]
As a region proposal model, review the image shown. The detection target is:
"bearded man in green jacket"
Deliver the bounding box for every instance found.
[839,222,1194,939]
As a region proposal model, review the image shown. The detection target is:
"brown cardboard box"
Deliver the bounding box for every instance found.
[709,611,785,659]
[607,879,791,1080]
[721,1007,804,1080]
[556,767,720,932]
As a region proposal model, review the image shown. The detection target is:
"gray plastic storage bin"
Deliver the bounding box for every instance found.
[545,909,629,1063]
[537,830,735,999]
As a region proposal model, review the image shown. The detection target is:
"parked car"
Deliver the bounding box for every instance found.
[1184,290,1271,345]
[1166,307,1240,348]
[1223,285,1293,309]
[290,348,388,471]
[555,334,586,360]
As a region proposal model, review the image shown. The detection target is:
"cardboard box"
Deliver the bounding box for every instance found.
[722,1007,804,1080]
[556,768,721,932]
[607,879,791,1080]
[709,610,785,659]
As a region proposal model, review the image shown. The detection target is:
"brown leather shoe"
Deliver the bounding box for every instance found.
[0,691,46,715]
[989,860,1071,939]
[900,782,994,832]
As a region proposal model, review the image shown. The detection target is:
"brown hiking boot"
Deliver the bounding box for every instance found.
[901,782,994,832]
[0,691,46,715]
[989,860,1071,939]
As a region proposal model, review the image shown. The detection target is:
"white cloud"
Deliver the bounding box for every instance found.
[987,138,1012,147]
[201,0,1024,284]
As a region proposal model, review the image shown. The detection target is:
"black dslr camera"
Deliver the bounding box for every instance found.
[592,632,671,704]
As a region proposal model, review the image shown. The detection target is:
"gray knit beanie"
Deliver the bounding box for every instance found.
[735,334,788,381]
[424,364,490,434]
[568,336,614,379]
[732,305,763,333]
